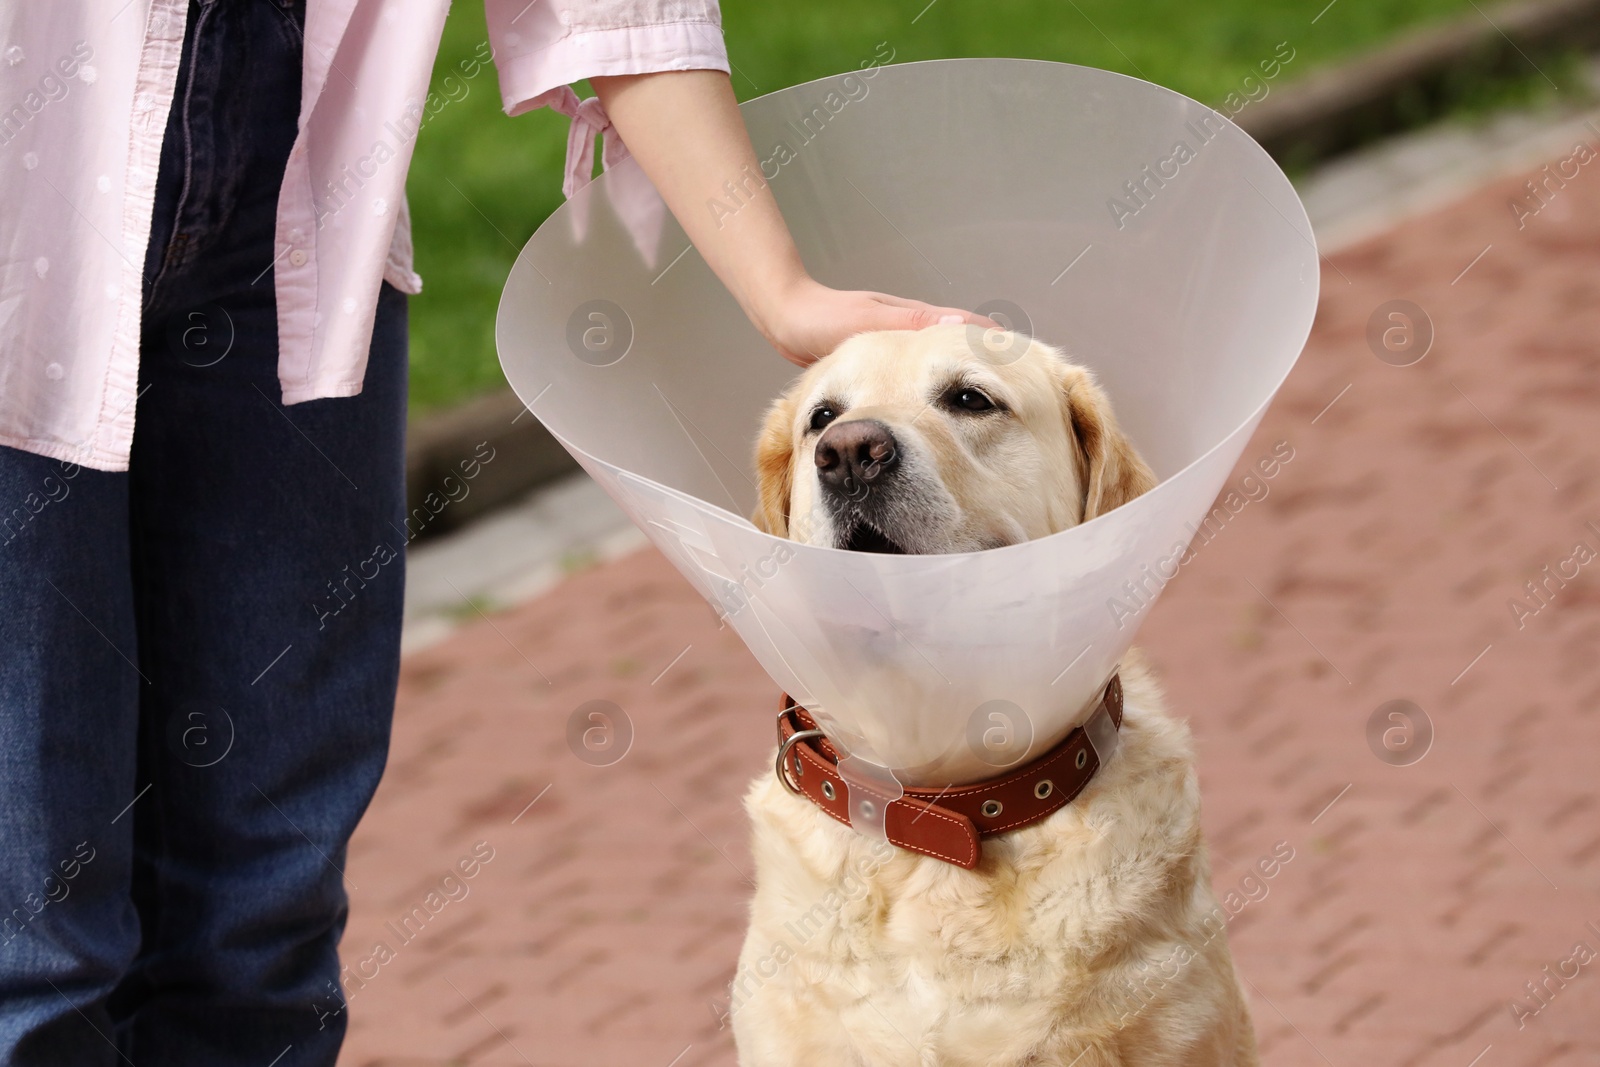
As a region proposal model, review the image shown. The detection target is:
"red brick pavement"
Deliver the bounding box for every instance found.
[338,151,1600,1066]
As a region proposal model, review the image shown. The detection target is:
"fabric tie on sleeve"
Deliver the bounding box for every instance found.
[547,85,668,271]
[553,87,632,200]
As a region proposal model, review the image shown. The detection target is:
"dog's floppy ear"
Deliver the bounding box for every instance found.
[752,393,798,536]
[1061,365,1157,521]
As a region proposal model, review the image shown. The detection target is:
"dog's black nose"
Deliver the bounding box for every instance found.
[815,419,899,498]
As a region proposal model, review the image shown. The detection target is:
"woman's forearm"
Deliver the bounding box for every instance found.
[591,70,807,333]
[591,69,992,364]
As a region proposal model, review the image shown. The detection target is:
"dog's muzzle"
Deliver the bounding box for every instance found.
[815,418,899,502]
[775,676,1124,869]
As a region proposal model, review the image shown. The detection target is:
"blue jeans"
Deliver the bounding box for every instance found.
[0,1,406,1063]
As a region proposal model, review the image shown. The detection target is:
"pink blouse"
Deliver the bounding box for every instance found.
[0,0,727,471]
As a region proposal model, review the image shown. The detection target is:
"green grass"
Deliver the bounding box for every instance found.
[403,0,1566,414]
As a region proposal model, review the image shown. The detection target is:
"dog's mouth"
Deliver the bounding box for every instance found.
[840,521,908,554]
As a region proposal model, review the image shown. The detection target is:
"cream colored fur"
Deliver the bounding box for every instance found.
[733,654,1257,1066]
[734,327,1257,1065]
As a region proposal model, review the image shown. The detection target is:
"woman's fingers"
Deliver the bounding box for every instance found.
[860,292,1001,329]
[764,284,1008,366]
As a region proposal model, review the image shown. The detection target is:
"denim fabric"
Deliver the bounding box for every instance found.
[0,1,407,1063]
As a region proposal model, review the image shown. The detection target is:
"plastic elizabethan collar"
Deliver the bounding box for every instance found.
[497,59,1319,790]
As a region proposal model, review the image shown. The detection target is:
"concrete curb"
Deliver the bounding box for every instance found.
[403,0,1600,536]
[404,387,576,537]
[1237,0,1600,165]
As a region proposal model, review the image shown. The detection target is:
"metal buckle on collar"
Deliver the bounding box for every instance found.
[776,726,826,796]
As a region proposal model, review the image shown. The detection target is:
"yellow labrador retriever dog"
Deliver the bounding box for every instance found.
[732,325,1258,1066]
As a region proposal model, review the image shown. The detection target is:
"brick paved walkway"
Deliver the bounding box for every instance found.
[339,147,1600,1065]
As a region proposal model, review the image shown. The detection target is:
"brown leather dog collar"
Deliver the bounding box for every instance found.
[775,676,1124,870]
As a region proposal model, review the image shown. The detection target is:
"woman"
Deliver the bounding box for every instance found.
[0,1,985,1063]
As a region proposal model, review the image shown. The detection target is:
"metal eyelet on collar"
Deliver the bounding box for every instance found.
[822,780,836,801]
[1034,779,1053,800]
[1075,749,1088,769]
[980,799,1003,818]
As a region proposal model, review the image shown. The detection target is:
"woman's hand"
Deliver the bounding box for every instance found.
[752,276,997,367]
[592,70,995,367]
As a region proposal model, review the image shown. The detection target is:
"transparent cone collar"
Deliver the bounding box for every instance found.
[836,754,904,841]
[497,58,1319,792]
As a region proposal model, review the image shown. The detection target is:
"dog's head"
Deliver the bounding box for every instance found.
[753,325,1156,552]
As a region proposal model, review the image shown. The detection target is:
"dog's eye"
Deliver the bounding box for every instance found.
[951,388,995,412]
[808,405,839,432]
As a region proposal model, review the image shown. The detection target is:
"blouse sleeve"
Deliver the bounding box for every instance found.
[484,0,730,197]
